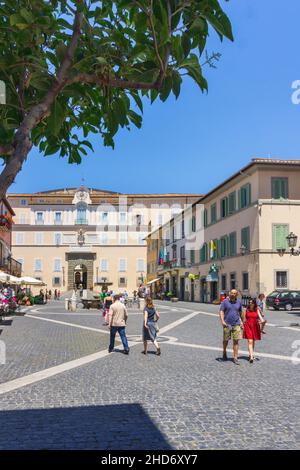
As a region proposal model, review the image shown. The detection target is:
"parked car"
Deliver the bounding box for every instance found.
[266,290,300,311]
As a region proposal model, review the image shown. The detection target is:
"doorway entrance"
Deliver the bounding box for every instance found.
[180,277,185,301]
[210,281,218,302]
[74,264,87,289]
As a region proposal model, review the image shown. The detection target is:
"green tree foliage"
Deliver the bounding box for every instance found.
[0,0,233,196]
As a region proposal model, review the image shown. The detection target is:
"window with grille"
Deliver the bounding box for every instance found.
[119,277,127,287]
[53,277,61,286]
[276,271,288,289]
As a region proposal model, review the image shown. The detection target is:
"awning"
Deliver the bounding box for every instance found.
[20,276,46,286]
[147,277,162,285]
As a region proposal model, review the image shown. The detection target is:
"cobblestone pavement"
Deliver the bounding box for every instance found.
[0,300,299,450]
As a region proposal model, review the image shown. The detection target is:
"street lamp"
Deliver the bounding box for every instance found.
[286,232,300,256]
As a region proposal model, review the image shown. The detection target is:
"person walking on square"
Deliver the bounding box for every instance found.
[103,292,113,326]
[54,289,58,300]
[108,294,129,354]
[219,289,243,365]
[142,297,161,356]
[243,298,264,363]
[257,293,267,334]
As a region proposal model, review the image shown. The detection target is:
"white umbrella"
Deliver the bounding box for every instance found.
[8,275,22,285]
[20,276,45,286]
[0,271,10,283]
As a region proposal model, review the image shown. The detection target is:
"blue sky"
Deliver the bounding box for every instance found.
[10,0,300,195]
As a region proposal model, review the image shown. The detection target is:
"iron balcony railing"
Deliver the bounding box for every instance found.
[75,219,88,225]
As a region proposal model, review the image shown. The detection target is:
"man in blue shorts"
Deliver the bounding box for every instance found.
[219,289,243,365]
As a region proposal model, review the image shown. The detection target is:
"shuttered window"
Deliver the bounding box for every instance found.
[203,209,208,228]
[273,224,289,250]
[211,203,217,224]
[241,227,250,251]
[228,191,236,214]
[220,197,228,218]
[220,236,228,258]
[200,243,207,263]
[229,232,237,256]
[238,183,251,209]
[272,178,288,199]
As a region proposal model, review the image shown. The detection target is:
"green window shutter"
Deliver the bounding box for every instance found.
[203,209,207,227]
[229,192,236,214]
[211,204,216,224]
[273,224,288,249]
[272,178,288,199]
[220,237,228,257]
[220,197,228,218]
[272,179,280,199]
[229,232,237,256]
[247,183,251,206]
[238,189,242,210]
[241,227,250,250]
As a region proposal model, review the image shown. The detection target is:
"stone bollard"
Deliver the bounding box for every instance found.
[65,298,69,311]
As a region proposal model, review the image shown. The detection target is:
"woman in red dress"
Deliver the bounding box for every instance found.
[243,298,264,363]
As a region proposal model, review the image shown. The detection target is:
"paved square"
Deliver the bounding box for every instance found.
[0,300,299,449]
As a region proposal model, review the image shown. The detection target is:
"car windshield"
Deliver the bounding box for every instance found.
[279,292,290,298]
[268,291,280,297]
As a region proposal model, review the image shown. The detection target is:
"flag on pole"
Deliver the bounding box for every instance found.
[210,240,216,259]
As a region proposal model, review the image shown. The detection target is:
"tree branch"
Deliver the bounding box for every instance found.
[0,4,84,198]
[66,73,160,90]
[0,145,14,156]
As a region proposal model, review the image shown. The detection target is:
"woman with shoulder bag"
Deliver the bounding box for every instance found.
[142,297,161,356]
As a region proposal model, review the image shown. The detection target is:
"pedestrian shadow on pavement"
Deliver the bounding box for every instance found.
[0,403,173,450]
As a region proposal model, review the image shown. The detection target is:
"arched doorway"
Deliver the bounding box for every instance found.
[74,264,87,289]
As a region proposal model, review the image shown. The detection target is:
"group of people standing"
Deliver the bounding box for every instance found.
[220,290,266,364]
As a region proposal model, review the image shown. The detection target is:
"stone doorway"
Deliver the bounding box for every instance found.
[74,264,88,289]
[66,253,95,291]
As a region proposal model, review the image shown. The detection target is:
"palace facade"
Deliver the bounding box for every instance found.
[8,187,201,294]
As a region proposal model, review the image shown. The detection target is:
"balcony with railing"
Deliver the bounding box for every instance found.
[0,256,22,277]
[75,218,88,225]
